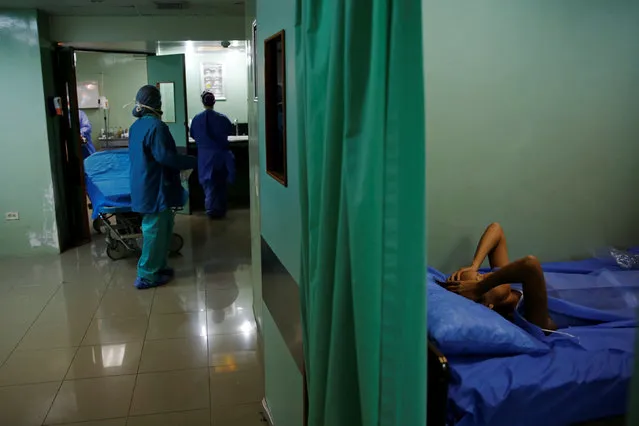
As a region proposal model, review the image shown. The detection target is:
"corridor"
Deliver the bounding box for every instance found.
[0,210,264,425]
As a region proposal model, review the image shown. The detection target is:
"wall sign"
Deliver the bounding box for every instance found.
[200,62,226,100]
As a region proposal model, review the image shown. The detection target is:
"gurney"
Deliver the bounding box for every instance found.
[84,150,185,260]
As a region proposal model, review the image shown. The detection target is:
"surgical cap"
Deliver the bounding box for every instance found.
[132,85,162,118]
[201,91,216,107]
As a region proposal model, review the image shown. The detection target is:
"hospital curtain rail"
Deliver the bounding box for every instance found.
[295,0,427,424]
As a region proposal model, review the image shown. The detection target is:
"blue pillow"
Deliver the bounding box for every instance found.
[426,269,548,356]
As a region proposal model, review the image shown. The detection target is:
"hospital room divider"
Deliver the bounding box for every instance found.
[295,0,427,424]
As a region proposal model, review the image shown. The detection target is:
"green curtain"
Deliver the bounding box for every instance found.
[295,0,426,424]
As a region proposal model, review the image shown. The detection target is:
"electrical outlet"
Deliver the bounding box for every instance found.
[5,212,19,221]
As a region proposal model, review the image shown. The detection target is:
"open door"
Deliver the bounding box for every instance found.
[52,46,92,250]
[146,54,191,214]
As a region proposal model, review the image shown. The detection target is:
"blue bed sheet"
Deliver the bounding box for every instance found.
[498,247,639,275]
[431,259,638,426]
[84,150,132,220]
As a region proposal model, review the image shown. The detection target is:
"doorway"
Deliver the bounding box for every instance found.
[53,41,252,252]
[156,41,251,214]
[74,50,150,229]
[51,47,153,250]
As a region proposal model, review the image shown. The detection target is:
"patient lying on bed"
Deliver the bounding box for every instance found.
[445,223,557,331]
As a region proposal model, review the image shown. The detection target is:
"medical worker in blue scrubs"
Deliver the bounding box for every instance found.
[78,110,96,158]
[190,91,235,219]
[129,85,196,289]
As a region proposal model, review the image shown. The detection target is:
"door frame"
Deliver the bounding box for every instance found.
[52,47,156,250]
[146,54,192,214]
[52,46,92,250]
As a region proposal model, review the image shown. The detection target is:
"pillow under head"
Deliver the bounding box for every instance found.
[427,268,549,356]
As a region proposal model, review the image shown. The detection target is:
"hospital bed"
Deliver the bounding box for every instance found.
[84,150,184,260]
[427,254,638,426]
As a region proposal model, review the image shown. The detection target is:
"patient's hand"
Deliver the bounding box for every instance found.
[448,266,478,282]
[445,277,485,303]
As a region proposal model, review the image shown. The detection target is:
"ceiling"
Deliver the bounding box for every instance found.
[63,40,247,54]
[157,40,246,52]
[64,41,158,52]
[0,0,244,16]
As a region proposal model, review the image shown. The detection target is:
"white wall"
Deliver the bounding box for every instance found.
[159,45,248,123]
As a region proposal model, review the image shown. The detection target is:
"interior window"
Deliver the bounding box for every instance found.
[156,82,176,123]
[264,30,287,186]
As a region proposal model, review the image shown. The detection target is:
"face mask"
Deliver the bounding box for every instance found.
[135,102,163,118]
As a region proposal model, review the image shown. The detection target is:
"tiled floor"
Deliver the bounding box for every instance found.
[0,210,267,426]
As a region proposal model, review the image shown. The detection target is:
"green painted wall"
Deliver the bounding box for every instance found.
[258,0,301,282]
[423,0,639,271]
[0,10,59,256]
[157,45,249,124]
[257,0,302,424]
[75,52,148,148]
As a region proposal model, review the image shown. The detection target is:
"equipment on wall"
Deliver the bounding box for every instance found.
[98,96,110,145]
[48,96,64,116]
[98,96,109,110]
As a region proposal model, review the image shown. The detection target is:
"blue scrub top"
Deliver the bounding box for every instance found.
[129,115,196,214]
[78,110,96,158]
[190,109,233,183]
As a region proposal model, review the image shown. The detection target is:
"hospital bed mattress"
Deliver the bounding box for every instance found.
[429,258,638,426]
[448,332,634,426]
[84,150,132,219]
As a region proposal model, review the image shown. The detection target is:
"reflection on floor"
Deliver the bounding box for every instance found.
[0,210,266,426]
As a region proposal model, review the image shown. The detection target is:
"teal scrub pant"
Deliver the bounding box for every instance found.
[137,209,174,282]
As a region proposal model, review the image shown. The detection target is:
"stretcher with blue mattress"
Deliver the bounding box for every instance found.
[427,254,638,426]
[84,150,184,260]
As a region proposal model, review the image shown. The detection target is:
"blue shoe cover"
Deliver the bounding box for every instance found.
[134,275,170,290]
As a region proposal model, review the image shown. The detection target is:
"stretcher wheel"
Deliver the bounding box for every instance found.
[92,219,103,234]
[106,241,128,260]
[169,233,184,255]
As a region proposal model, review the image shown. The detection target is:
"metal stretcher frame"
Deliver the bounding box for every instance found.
[95,207,184,260]
[428,340,450,426]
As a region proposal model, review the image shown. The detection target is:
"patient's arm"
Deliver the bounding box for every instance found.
[447,256,555,330]
[449,223,510,281]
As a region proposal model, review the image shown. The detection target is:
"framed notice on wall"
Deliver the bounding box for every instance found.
[201,63,226,100]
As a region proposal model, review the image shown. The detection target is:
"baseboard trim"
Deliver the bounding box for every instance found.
[261,236,303,372]
[262,398,275,425]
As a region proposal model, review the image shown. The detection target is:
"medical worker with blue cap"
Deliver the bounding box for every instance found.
[129,85,196,289]
[189,91,235,219]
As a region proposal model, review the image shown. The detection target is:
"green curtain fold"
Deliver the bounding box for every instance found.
[296,0,426,424]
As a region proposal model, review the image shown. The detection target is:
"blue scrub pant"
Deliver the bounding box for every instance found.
[138,209,174,282]
[203,168,228,218]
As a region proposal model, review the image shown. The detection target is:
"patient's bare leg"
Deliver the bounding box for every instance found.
[482,222,510,269]
[449,222,510,283]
